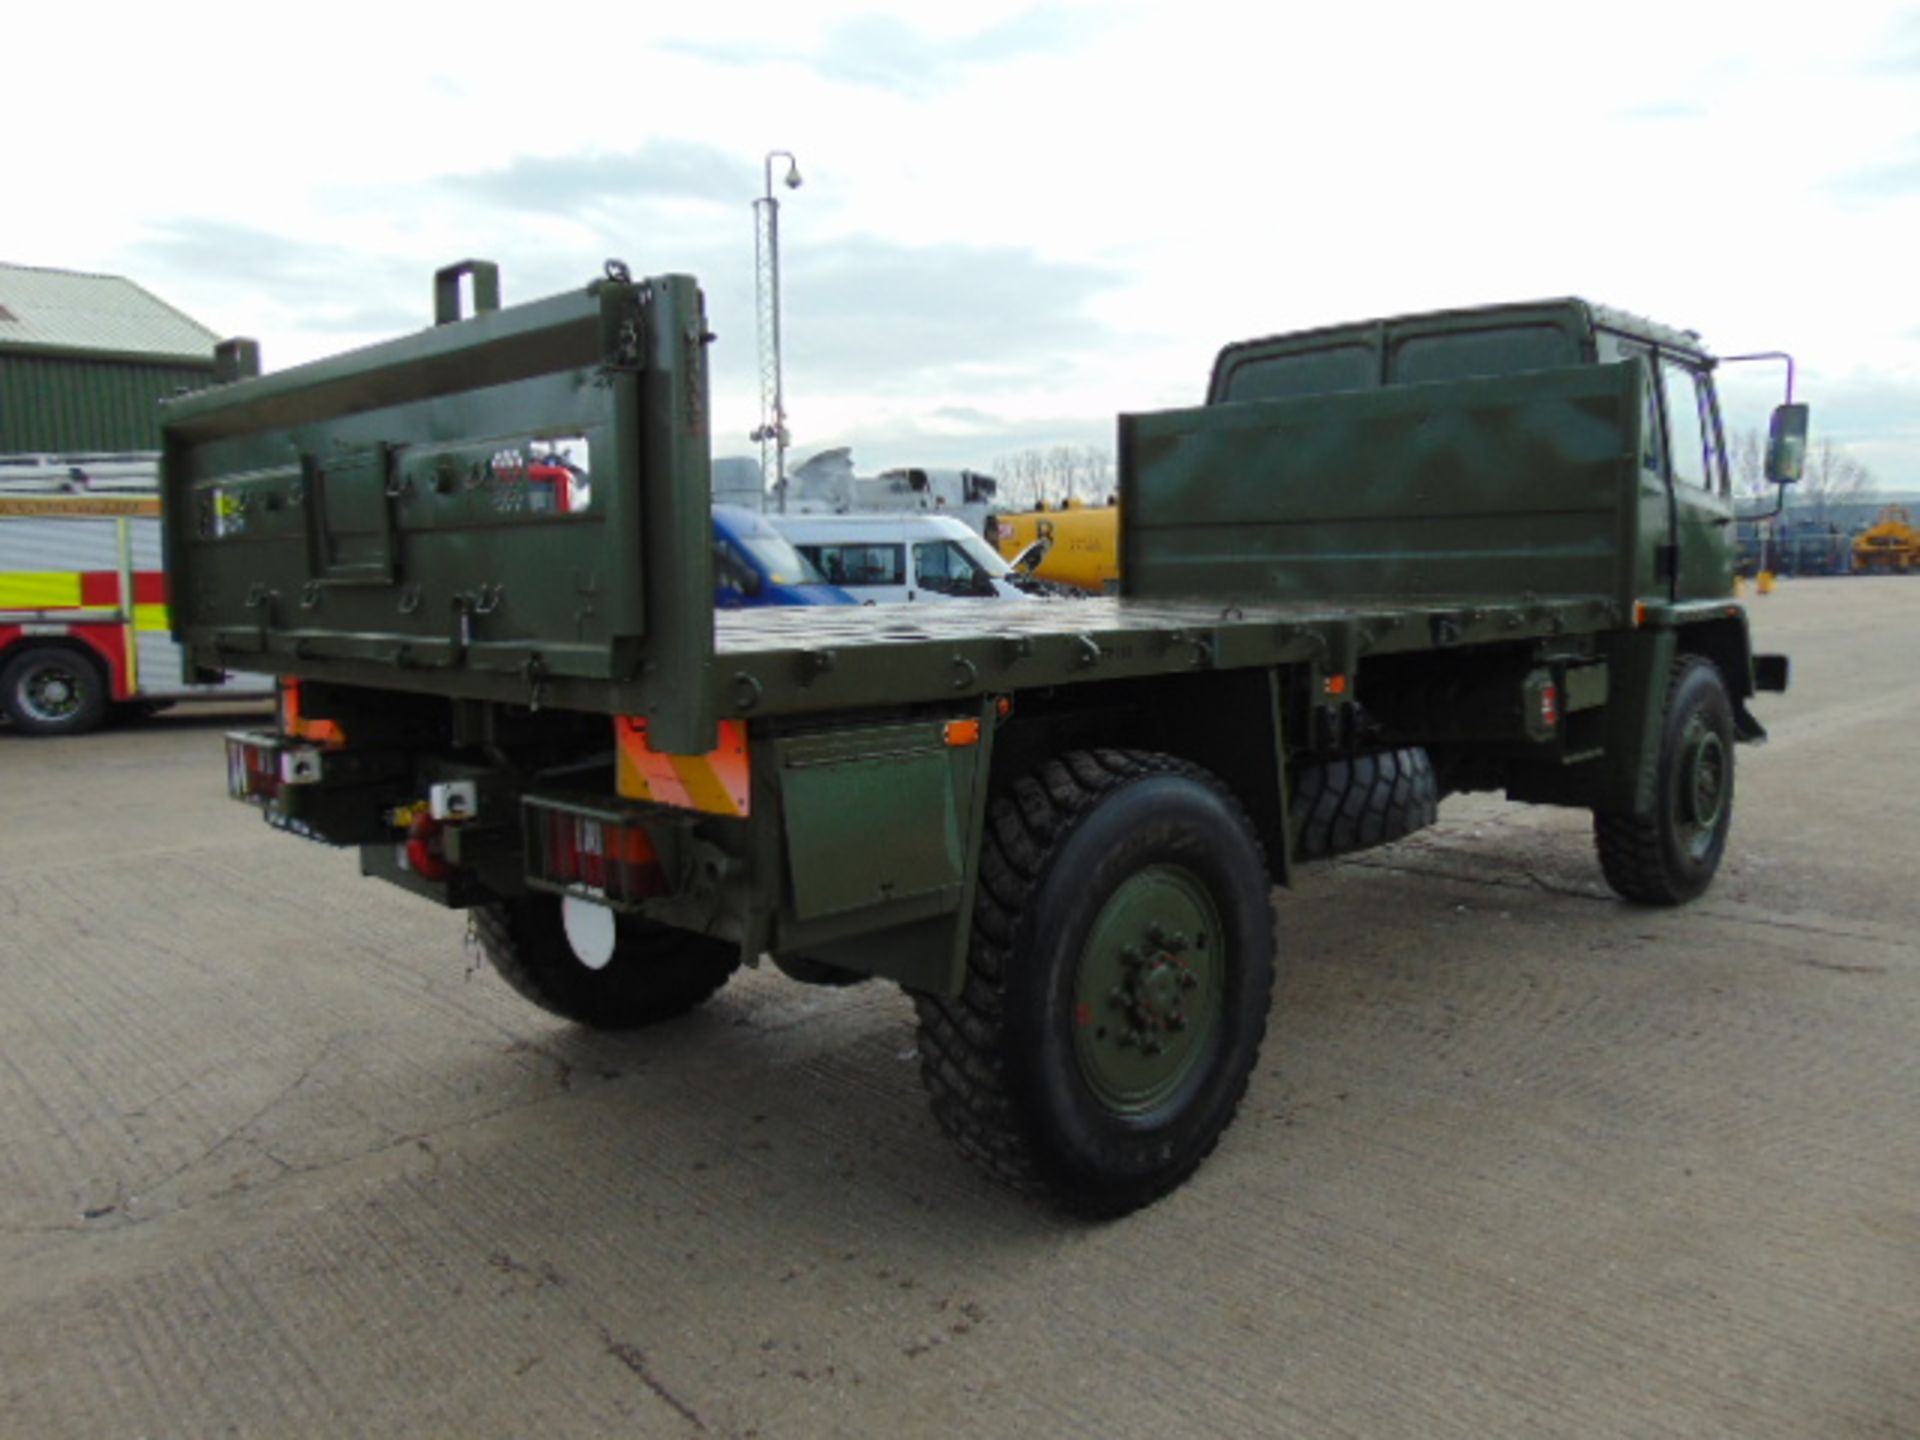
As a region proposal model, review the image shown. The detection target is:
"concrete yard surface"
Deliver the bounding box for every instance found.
[1,577,1916,1438]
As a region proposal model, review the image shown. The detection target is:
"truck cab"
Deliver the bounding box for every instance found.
[1209,299,1750,605]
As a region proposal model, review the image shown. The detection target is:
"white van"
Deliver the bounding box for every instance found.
[769,514,1031,603]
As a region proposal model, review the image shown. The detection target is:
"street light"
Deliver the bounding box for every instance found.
[752,150,802,512]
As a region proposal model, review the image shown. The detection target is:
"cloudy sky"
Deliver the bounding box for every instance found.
[15,1,1919,483]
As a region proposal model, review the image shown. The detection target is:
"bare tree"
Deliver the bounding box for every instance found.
[1729,426,1769,501]
[991,446,1116,509]
[990,449,1048,508]
[1794,436,1877,529]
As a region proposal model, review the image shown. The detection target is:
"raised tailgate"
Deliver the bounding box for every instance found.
[160,268,720,751]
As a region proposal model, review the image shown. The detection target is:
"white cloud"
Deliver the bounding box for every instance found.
[11,0,1919,479]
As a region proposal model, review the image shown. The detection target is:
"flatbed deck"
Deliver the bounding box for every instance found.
[711,593,1624,721]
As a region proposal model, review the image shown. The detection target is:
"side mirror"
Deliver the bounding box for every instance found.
[1010,539,1049,575]
[1765,403,1809,485]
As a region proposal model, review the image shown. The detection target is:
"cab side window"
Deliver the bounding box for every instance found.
[1601,335,1664,473]
[1660,359,1718,493]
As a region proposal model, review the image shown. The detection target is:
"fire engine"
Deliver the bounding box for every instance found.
[0,455,268,735]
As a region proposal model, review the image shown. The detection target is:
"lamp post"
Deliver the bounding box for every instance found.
[752,150,801,512]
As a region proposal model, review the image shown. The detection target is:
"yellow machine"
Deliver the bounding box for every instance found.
[1852,505,1920,574]
[988,500,1120,593]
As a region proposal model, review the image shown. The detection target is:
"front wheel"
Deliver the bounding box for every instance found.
[473,897,738,1029]
[1,647,109,736]
[1594,657,1736,905]
[913,750,1276,1217]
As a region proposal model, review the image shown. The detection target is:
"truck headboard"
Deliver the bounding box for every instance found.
[1119,361,1644,614]
[161,271,721,752]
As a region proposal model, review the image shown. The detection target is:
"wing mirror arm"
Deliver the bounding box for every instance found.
[1720,351,1809,521]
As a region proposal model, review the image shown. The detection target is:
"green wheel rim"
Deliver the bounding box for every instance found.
[1071,864,1225,1116]
[1676,717,1728,860]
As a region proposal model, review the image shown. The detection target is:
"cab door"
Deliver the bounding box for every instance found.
[1656,352,1735,600]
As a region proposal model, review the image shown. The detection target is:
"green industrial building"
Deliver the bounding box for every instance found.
[0,263,219,455]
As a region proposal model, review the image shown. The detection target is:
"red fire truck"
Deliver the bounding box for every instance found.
[0,456,268,735]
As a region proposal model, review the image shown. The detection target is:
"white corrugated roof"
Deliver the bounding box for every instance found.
[0,263,218,362]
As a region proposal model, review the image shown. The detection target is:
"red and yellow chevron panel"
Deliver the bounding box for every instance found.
[0,570,171,630]
[615,717,751,817]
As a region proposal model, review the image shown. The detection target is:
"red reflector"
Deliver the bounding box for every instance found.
[540,811,668,903]
[226,735,282,803]
[406,813,453,881]
[1542,683,1560,727]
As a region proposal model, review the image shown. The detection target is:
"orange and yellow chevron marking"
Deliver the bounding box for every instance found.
[0,572,84,609]
[615,718,751,818]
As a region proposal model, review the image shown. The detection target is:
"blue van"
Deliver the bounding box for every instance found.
[712,505,856,607]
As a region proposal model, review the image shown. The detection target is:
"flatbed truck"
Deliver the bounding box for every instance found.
[162,262,1801,1215]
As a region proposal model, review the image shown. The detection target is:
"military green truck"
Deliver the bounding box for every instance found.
[162,262,1803,1216]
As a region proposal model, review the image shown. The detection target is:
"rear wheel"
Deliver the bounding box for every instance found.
[1594,657,1735,905]
[1,647,109,736]
[473,896,738,1029]
[913,750,1275,1217]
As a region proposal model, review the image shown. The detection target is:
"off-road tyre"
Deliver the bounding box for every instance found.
[1,646,110,736]
[912,750,1276,1218]
[474,896,738,1029]
[1594,657,1735,906]
[1291,746,1438,861]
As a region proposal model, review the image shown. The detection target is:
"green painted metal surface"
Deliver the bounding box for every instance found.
[162,270,721,752]
[1071,866,1224,1116]
[1,353,214,452]
[162,266,1773,989]
[1121,363,1644,613]
[777,721,974,921]
[0,263,218,451]
[1208,297,1708,405]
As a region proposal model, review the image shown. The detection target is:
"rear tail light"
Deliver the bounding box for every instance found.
[227,733,282,803]
[524,798,669,906]
[226,733,326,804]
